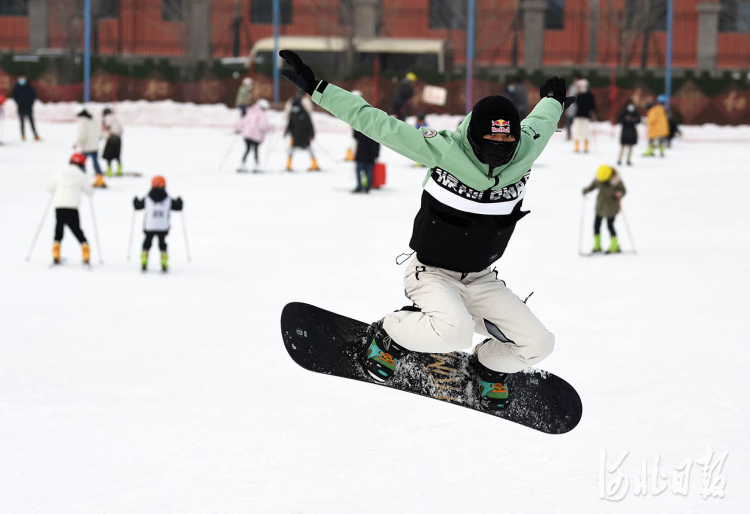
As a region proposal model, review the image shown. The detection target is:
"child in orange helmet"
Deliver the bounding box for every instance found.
[133,175,183,272]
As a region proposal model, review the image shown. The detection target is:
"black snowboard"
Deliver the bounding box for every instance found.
[281,302,582,434]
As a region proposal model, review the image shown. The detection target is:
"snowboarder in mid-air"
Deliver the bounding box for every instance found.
[280,50,576,411]
[133,176,183,272]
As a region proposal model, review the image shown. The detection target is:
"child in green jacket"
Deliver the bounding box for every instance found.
[583,165,627,253]
[280,50,573,411]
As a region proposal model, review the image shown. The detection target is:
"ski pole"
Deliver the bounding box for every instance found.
[88,197,104,264]
[25,195,53,261]
[218,133,240,172]
[578,195,587,255]
[126,209,136,260]
[618,199,637,254]
[180,211,192,262]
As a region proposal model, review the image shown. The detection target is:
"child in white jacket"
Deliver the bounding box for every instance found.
[75,107,105,187]
[47,153,94,264]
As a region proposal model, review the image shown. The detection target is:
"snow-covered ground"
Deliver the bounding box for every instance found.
[0,104,748,513]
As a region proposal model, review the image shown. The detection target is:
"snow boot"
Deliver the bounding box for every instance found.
[584,140,589,153]
[106,166,113,178]
[363,319,409,382]
[285,156,293,171]
[53,242,61,264]
[140,251,148,271]
[474,347,510,411]
[592,234,602,253]
[606,236,621,254]
[308,157,320,172]
[643,145,655,157]
[160,252,168,272]
[115,164,123,177]
[658,143,665,157]
[93,174,106,188]
[345,147,354,161]
[81,243,90,264]
[574,141,580,153]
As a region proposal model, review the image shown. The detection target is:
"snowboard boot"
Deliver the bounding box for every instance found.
[474,349,510,411]
[93,174,106,188]
[53,242,61,264]
[140,251,148,271]
[81,243,90,264]
[592,234,602,253]
[285,156,293,171]
[106,166,113,178]
[606,236,621,254]
[363,319,409,383]
[574,141,580,153]
[116,164,123,177]
[160,252,168,272]
[308,157,320,172]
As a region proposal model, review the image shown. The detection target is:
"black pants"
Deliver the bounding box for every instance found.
[242,139,259,163]
[142,231,168,252]
[20,112,38,138]
[55,208,87,243]
[594,215,617,236]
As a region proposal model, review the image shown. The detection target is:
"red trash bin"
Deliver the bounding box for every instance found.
[372,162,386,188]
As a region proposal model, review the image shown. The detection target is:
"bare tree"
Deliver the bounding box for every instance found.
[603,0,667,70]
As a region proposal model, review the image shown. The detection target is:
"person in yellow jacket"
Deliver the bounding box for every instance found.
[644,97,669,157]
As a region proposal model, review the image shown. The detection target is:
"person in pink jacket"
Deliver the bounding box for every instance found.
[239,99,272,173]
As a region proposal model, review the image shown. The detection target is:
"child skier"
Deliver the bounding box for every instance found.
[102,106,124,177]
[133,176,183,272]
[239,99,272,173]
[285,98,318,171]
[582,165,627,254]
[47,153,94,265]
[644,97,669,157]
[352,128,380,193]
[280,49,574,410]
[572,79,596,153]
[617,100,639,166]
[75,107,105,187]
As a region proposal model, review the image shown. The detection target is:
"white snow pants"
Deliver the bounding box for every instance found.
[571,117,591,141]
[383,258,555,374]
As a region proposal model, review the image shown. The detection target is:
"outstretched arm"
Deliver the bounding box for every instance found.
[279,50,450,168]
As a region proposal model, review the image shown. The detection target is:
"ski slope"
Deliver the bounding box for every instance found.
[0,104,748,513]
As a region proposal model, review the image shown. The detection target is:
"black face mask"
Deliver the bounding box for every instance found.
[469,130,519,168]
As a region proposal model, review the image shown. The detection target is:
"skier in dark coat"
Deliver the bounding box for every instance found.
[11,74,40,141]
[392,73,417,121]
[617,100,640,166]
[352,129,380,193]
[285,98,318,171]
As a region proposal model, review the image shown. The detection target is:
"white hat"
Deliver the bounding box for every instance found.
[243,77,253,87]
[577,79,590,92]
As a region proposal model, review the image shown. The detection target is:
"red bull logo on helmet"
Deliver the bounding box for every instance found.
[491,119,511,134]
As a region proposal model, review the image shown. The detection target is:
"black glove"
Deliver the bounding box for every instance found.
[279,50,319,96]
[540,76,567,106]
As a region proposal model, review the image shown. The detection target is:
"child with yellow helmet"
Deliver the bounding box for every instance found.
[582,165,627,253]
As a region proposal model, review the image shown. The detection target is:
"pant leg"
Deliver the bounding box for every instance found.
[142,231,156,251]
[607,217,617,237]
[383,258,475,354]
[54,209,65,242]
[66,209,88,243]
[465,271,555,373]
[88,152,103,175]
[157,232,167,252]
[594,215,603,235]
[253,141,259,162]
[28,112,38,137]
[19,114,26,138]
[354,162,365,190]
[242,139,251,163]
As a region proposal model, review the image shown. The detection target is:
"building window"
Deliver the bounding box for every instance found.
[0,0,29,16]
[719,0,750,32]
[429,0,467,30]
[545,0,564,30]
[625,0,667,31]
[251,0,293,25]
[162,0,183,21]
